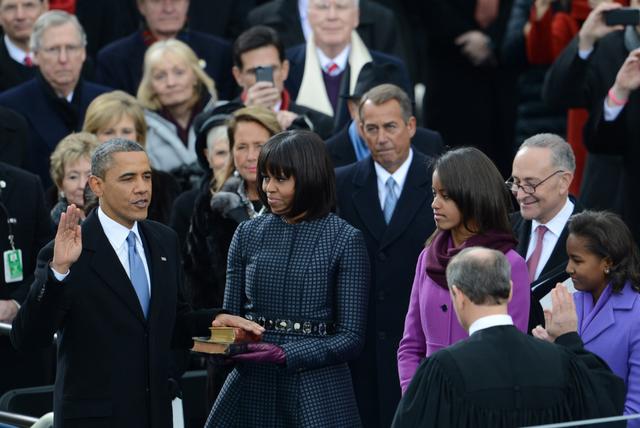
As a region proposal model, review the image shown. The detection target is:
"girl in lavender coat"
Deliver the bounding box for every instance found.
[397,147,531,393]
[534,210,640,423]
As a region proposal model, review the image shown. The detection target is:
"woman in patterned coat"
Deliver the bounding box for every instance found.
[206,130,370,427]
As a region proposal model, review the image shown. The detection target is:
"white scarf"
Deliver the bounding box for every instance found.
[295,31,372,116]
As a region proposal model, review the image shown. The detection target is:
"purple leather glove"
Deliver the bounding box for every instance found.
[230,343,286,365]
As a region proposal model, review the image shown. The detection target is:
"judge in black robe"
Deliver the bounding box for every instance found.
[392,247,625,428]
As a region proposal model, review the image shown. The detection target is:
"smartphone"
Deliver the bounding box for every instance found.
[255,66,274,84]
[604,8,640,26]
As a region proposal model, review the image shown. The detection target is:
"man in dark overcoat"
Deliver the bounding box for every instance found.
[335,83,436,428]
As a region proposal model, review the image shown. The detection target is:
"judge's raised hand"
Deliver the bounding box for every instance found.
[212,313,265,337]
[51,204,83,274]
[534,284,578,342]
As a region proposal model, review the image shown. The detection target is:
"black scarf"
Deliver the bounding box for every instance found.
[37,71,82,132]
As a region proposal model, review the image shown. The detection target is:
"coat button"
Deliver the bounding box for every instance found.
[377,291,385,301]
[377,252,387,261]
[378,332,386,340]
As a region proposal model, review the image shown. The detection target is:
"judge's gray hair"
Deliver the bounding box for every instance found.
[91,139,145,179]
[30,10,87,53]
[518,133,576,173]
[446,247,512,305]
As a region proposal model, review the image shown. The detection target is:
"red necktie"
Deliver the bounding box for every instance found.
[24,56,33,67]
[527,225,548,282]
[325,62,339,76]
[475,0,499,28]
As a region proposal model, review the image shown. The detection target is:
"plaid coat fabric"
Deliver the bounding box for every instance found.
[206,213,370,427]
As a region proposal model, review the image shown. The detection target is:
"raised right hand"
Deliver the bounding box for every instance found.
[578,2,623,51]
[51,204,83,274]
[610,48,640,103]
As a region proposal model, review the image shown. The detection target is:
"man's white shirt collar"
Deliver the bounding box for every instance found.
[374,148,413,192]
[316,44,350,74]
[531,198,574,238]
[97,206,142,252]
[4,35,30,64]
[469,314,514,336]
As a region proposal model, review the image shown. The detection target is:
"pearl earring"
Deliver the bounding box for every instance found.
[604,267,610,275]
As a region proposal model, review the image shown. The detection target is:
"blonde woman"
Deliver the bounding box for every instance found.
[83,91,180,225]
[138,39,221,188]
[49,132,100,225]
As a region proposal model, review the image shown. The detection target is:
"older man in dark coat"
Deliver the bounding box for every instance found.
[0,11,110,188]
[336,83,436,428]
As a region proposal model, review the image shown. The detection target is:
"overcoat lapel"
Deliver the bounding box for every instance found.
[380,155,431,250]
[351,159,386,243]
[83,213,147,323]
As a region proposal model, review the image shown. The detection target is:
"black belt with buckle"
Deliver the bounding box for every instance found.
[245,314,336,336]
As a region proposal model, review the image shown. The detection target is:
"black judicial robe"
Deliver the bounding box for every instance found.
[392,326,625,428]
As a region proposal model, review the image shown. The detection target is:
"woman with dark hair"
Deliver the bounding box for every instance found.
[206,130,370,427]
[533,210,640,420]
[397,147,531,393]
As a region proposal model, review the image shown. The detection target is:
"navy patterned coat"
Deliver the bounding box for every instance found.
[206,213,370,427]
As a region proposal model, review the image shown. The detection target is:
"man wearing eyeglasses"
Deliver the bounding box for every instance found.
[508,133,581,331]
[0,10,109,188]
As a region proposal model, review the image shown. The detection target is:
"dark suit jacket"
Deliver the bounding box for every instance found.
[247,0,406,61]
[510,195,581,330]
[0,106,28,169]
[326,123,445,167]
[0,78,110,187]
[335,151,436,428]
[392,327,626,427]
[543,34,628,216]
[187,0,257,41]
[0,163,52,395]
[0,40,37,93]
[11,212,214,427]
[285,45,411,132]
[95,30,236,99]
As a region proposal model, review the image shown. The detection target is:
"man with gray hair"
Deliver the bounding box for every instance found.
[392,247,625,427]
[0,9,109,187]
[508,133,582,330]
[11,139,263,427]
[335,82,436,427]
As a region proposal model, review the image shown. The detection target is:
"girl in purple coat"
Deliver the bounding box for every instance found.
[534,211,640,423]
[397,147,531,393]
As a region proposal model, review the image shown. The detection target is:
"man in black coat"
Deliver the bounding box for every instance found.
[508,133,580,329]
[0,106,28,168]
[326,63,443,167]
[335,83,436,428]
[543,2,632,221]
[11,139,262,427]
[95,0,236,99]
[0,162,52,395]
[230,25,334,138]
[582,35,640,244]
[283,0,411,133]
[392,247,625,427]
[0,11,110,187]
[0,0,47,92]
[247,0,406,62]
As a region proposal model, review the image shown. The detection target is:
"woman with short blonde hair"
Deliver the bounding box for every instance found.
[49,132,100,224]
[83,91,147,144]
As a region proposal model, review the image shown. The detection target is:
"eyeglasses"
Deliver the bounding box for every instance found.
[505,170,565,195]
[39,44,84,58]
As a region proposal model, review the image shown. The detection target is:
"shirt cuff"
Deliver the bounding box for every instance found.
[50,266,70,281]
[578,48,593,60]
[603,98,625,121]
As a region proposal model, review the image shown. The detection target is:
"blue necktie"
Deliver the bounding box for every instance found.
[383,177,398,224]
[127,232,150,317]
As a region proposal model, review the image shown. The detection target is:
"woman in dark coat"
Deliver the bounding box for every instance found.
[183,106,281,406]
[206,131,370,427]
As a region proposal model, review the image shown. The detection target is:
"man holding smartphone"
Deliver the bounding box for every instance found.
[231,25,334,138]
[544,0,640,242]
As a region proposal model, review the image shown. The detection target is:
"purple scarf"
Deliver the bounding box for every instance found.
[426,230,518,289]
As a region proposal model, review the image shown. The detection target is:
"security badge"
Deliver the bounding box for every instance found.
[4,247,23,283]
